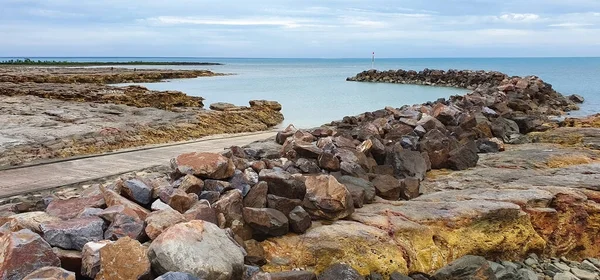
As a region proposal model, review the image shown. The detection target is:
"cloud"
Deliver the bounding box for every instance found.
[549,22,594,27]
[498,13,540,22]
[143,16,311,28]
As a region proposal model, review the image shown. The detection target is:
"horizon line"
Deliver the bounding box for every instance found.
[1,56,600,60]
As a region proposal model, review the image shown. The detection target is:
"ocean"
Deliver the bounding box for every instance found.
[4,57,599,128]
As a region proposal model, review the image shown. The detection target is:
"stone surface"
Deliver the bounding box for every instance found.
[259,169,307,200]
[0,229,61,280]
[432,255,496,280]
[81,240,113,279]
[385,149,428,180]
[40,217,105,251]
[175,174,205,195]
[288,206,312,234]
[371,174,402,200]
[148,220,245,279]
[3,211,60,234]
[184,201,218,224]
[156,272,201,280]
[145,208,187,240]
[172,152,235,180]
[267,194,302,215]
[244,181,269,208]
[337,176,376,203]
[45,194,105,220]
[243,207,289,238]
[95,237,151,280]
[104,213,145,241]
[318,263,365,280]
[303,175,354,220]
[22,267,76,280]
[122,178,153,205]
[101,186,150,220]
[270,271,317,280]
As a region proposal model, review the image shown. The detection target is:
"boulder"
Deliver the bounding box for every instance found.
[45,195,105,220]
[77,207,104,218]
[303,175,354,220]
[244,239,267,266]
[210,102,238,111]
[244,181,268,208]
[148,220,245,279]
[199,191,221,204]
[151,199,173,211]
[122,179,152,205]
[337,176,376,204]
[23,267,76,280]
[296,158,322,174]
[161,188,198,213]
[101,186,150,220]
[145,208,187,240]
[318,263,364,280]
[171,152,235,180]
[491,117,520,143]
[276,124,298,145]
[249,100,282,111]
[267,194,302,216]
[432,255,496,280]
[0,229,61,280]
[184,201,218,224]
[447,140,479,171]
[400,177,420,200]
[174,174,204,195]
[385,149,428,180]
[569,94,585,103]
[95,237,151,280]
[52,248,81,278]
[259,169,306,200]
[419,129,454,169]
[318,152,341,171]
[104,213,145,241]
[81,240,113,279]
[229,170,252,196]
[270,271,317,280]
[347,185,366,208]
[243,207,289,238]
[3,211,60,234]
[371,175,402,201]
[293,141,323,159]
[40,217,105,251]
[288,206,312,234]
[214,190,252,239]
[204,179,230,193]
[475,138,500,153]
[156,272,201,280]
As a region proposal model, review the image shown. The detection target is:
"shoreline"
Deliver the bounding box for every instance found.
[1,67,599,279]
[0,59,223,66]
[0,67,283,167]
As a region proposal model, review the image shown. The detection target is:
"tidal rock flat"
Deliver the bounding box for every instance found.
[0,69,598,279]
[0,67,283,167]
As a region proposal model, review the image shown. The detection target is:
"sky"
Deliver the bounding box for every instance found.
[1,0,600,58]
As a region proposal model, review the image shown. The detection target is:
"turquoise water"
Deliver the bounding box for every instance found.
[4,57,599,128]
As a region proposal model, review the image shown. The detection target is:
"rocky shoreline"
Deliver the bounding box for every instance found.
[0,67,283,167]
[1,69,599,280]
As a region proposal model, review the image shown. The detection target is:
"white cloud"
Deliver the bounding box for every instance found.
[549,22,594,27]
[498,13,540,22]
[143,16,312,28]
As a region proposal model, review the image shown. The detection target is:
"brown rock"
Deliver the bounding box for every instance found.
[251,160,267,172]
[259,169,307,200]
[184,201,218,224]
[95,237,151,280]
[81,240,113,279]
[174,174,204,195]
[318,152,341,171]
[243,207,289,237]
[244,239,267,266]
[372,175,402,201]
[101,186,150,220]
[97,205,139,222]
[347,185,366,208]
[161,188,198,213]
[418,129,454,169]
[293,141,323,159]
[52,248,82,277]
[269,271,317,280]
[267,194,302,215]
[400,177,420,200]
[23,267,76,280]
[0,229,61,280]
[46,195,105,220]
[4,211,60,234]
[288,206,311,234]
[104,214,145,241]
[302,175,354,220]
[171,152,235,180]
[214,190,252,239]
[244,181,269,208]
[145,208,187,240]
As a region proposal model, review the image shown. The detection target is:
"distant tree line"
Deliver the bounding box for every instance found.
[0,58,223,66]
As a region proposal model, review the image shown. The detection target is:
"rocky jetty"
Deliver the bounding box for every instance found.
[0,67,283,166]
[0,69,598,279]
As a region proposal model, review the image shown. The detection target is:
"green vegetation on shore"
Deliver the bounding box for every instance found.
[0,58,223,66]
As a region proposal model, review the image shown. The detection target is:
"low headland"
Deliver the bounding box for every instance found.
[0,67,283,166]
[1,68,599,280]
[0,58,223,66]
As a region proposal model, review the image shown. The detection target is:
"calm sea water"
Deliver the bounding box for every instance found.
[4,57,599,128]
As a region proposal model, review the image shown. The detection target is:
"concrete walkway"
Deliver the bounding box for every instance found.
[0,131,276,198]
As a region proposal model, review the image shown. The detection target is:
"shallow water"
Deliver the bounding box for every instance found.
[6,57,599,128]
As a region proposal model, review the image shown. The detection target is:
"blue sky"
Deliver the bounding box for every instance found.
[1,0,600,58]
